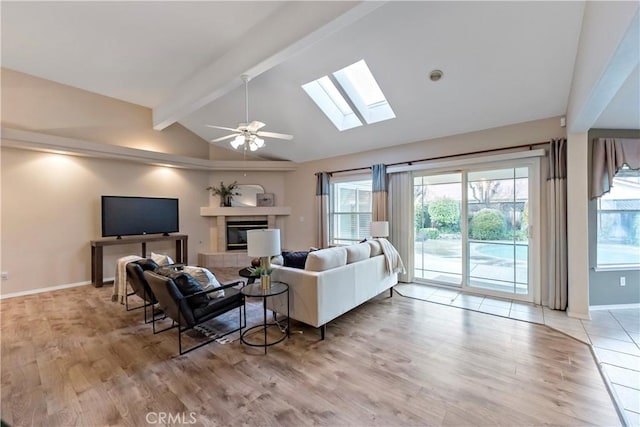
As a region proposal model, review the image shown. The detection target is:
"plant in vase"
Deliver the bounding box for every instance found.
[247,265,273,289]
[247,266,273,277]
[206,181,241,207]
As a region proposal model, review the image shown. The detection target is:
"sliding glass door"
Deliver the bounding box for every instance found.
[466,167,530,296]
[414,173,463,286]
[413,159,539,301]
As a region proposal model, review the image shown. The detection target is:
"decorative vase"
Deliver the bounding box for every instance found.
[260,273,271,290]
[221,195,232,207]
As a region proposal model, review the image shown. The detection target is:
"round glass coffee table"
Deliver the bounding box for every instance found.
[240,281,289,354]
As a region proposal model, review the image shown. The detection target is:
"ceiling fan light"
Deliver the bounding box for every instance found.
[249,142,258,151]
[230,135,244,149]
[254,137,265,148]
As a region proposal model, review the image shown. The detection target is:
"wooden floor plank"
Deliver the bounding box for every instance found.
[0,279,621,426]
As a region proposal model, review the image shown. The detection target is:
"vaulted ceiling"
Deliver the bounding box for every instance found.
[2,1,638,163]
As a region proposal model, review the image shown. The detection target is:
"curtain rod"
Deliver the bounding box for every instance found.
[327,140,551,175]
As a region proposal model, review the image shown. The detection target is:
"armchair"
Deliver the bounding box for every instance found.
[143,270,246,355]
[125,259,162,323]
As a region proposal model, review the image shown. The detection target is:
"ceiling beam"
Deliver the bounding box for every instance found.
[567,3,639,132]
[152,1,386,131]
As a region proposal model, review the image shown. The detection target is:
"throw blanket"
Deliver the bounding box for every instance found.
[376,238,406,275]
[112,255,143,304]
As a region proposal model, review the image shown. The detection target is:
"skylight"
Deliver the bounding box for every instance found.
[302,59,395,131]
[302,77,362,131]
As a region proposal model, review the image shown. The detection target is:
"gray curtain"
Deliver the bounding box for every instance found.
[316,172,330,248]
[372,163,388,221]
[388,172,414,283]
[547,138,568,310]
[591,138,640,199]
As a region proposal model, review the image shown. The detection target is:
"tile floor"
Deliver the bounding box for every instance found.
[394,283,640,426]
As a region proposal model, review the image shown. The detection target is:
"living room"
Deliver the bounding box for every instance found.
[1,1,639,426]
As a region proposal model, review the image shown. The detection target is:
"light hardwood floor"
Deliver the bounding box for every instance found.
[1,276,621,426]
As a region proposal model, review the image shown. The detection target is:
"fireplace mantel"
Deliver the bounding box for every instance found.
[200,206,291,217]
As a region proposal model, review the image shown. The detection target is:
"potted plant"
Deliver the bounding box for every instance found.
[206,181,241,207]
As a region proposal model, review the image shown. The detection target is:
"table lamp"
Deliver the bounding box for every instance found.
[247,229,281,289]
[370,221,389,238]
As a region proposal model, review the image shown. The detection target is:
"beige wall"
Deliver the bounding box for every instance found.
[1,68,245,161]
[284,116,565,251]
[203,170,290,252]
[0,69,245,295]
[0,67,566,301]
[1,147,211,295]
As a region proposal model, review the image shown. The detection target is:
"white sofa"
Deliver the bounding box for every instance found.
[267,240,398,339]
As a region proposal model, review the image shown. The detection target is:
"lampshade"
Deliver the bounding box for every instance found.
[247,229,281,257]
[230,135,245,149]
[370,221,389,238]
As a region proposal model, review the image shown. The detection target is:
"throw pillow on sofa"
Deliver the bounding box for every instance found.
[282,251,309,269]
[345,242,371,264]
[366,240,384,257]
[305,247,347,272]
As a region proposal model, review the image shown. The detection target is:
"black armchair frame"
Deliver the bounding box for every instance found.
[125,261,163,324]
[144,271,246,355]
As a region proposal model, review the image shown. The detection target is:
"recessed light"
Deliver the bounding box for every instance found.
[429,69,443,82]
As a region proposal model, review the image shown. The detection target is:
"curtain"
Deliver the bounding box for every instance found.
[388,172,414,283]
[591,138,640,199]
[315,172,330,248]
[546,138,568,310]
[372,163,388,221]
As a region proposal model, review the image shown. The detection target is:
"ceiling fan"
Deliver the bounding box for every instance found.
[206,74,293,152]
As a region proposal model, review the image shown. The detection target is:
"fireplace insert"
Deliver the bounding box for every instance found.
[226,220,268,251]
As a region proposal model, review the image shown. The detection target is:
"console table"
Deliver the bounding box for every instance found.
[90,234,188,287]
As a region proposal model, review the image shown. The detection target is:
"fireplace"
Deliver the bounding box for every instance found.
[226,220,268,251]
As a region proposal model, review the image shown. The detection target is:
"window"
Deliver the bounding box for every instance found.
[301,77,362,131]
[302,59,395,131]
[333,60,395,125]
[596,167,640,269]
[330,179,372,245]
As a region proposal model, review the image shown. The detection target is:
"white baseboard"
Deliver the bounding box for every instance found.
[590,303,640,311]
[0,277,113,299]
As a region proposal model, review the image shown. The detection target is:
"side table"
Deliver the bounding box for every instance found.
[238,267,257,285]
[240,281,289,354]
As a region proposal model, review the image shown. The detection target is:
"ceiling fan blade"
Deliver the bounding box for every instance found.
[205,124,240,132]
[211,134,239,143]
[246,121,266,132]
[257,131,294,140]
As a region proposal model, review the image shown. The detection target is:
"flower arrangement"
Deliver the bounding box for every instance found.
[247,266,272,277]
[206,181,241,207]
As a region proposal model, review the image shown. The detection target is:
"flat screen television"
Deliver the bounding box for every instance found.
[101,196,179,238]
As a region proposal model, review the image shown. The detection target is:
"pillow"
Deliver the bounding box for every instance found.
[182,266,224,298]
[271,255,284,266]
[345,243,371,264]
[366,240,383,257]
[150,252,175,266]
[163,271,210,308]
[135,258,159,271]
[282,251,309,269]
[304,247,347,272]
